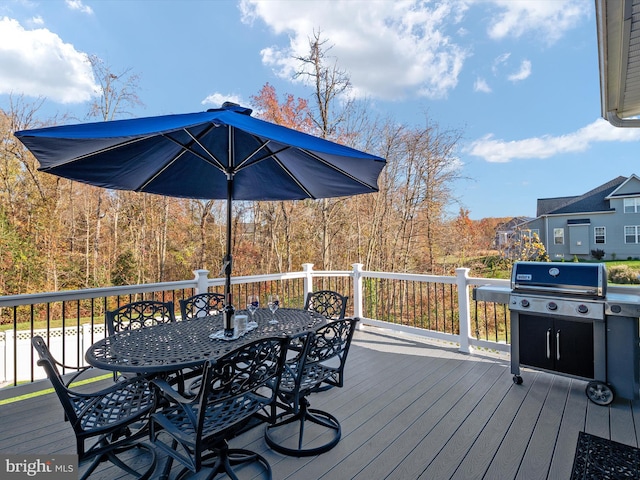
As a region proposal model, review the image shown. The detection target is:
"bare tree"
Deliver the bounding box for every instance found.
[86,55,144,122]
[294,31,355,269]
[84,56,145,285]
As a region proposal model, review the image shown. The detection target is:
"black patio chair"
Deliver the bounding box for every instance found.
[106,300,176,336]
[177,293,227,393]
[105,300,177,383]
[31,336,156,480]
[305,289,348,320]
[179,292,225,320]
[301,290,349,393]
[264,317,359,456]
[149,336,289,479]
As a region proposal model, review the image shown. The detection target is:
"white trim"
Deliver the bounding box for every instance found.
[606,174,640,199]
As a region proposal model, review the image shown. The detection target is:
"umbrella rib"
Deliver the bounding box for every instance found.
[234,140,288,172]
[138,126,228,191]
[37,136,152,171]
[271,155,316,198]
[160,127,226,172]
[228,138,319,196]
[304,149,379,190]
[136,149,190,191]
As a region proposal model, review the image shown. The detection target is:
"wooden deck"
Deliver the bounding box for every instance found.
[1,325,639,479]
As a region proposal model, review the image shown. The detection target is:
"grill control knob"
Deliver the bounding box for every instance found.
[547,301,558,311]
[520,299,530,308]
[577,304,589,314]
[610,305,622,314]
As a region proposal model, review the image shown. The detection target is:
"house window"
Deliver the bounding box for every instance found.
[497,232,508,246]
[625,225,640,244]
[521,229,539,239]
[594,227,606,244]
[624,198,640,213]
[554,228,564,245]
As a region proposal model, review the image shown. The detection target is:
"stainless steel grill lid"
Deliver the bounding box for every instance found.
[510,261,607,298]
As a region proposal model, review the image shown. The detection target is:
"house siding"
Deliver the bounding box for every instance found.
[529,175,640,260]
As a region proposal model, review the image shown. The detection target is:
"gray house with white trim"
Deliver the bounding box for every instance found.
[522,175,640,261]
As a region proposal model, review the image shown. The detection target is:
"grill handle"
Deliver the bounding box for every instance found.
[556,330,561,361]
[513,284,602,297]
[546,329,551,359]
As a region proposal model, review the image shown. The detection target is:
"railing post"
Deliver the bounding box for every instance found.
[456,267,472,354]
[352,263,364,320]
[302,263,314,302]
[193,269,210,295]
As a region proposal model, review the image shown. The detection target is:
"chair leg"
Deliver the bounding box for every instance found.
[174,440,272,480]
[264,397,341,457]
[80,437,156,480]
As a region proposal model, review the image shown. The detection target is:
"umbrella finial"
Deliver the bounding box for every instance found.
[220,101,253,116]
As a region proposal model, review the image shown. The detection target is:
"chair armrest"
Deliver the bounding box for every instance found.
[150,378,195,405]
[72,373,151,398]
[39,357,93,388]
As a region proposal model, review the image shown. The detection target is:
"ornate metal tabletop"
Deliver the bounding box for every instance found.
[86,308,326,374]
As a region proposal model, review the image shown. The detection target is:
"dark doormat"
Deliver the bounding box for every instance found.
[571,431,640,479]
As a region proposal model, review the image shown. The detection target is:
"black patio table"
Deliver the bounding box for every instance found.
[85,308,326,374]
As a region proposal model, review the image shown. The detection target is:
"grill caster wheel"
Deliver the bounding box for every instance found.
[513,375,523,385]
[586,381,614,406]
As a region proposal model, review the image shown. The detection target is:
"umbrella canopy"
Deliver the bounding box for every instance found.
[14,103,386,328]
[15,103,385,200]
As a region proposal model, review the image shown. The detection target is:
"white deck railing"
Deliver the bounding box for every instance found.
[0,263,517,387]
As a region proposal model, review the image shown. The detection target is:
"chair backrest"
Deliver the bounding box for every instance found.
[31,336,83,429]
[179,292,225,320]
[106,300,175,336]
[195,336,289,437]
[305,290,348,320]
[288,318,358,394]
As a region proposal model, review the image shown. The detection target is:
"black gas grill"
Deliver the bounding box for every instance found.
[475,261,640,406]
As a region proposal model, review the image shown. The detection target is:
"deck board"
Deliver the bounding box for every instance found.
[416,363,511,480]
[547,378,588,480]
[516,374,570,480]
[1,326,638,480]
[377,362,498,480]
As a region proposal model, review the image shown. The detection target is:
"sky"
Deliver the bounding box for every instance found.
[2,0,640,220]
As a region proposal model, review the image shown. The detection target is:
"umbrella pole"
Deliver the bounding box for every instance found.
[223,173,234,336]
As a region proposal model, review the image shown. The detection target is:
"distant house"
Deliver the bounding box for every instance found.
[522,175,640,261]
[495,217,535,250]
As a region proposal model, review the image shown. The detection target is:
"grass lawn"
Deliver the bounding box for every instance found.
[605,260,640,268]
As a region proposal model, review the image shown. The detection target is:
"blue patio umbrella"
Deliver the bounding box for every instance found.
[15,103,386,333]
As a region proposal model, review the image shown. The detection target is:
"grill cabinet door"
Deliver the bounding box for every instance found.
[518,315,594,379]
[554,318,594,378]
[519,316,554,371]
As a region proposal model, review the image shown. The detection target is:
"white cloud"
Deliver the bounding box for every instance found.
[492,52,510,75]
[0,17,99,103]
[65,0,93,15]
[467,119,640,163]
[238,0,587,102]
[474,77,491,93]
[507,59,531,82]
[487,0,585,44]
[201,93,246,109]
[240,0,469,101]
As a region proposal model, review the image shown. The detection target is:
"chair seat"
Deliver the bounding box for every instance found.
[77,381,155,431]
[153,391,271,441]
[278,363,339,394]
